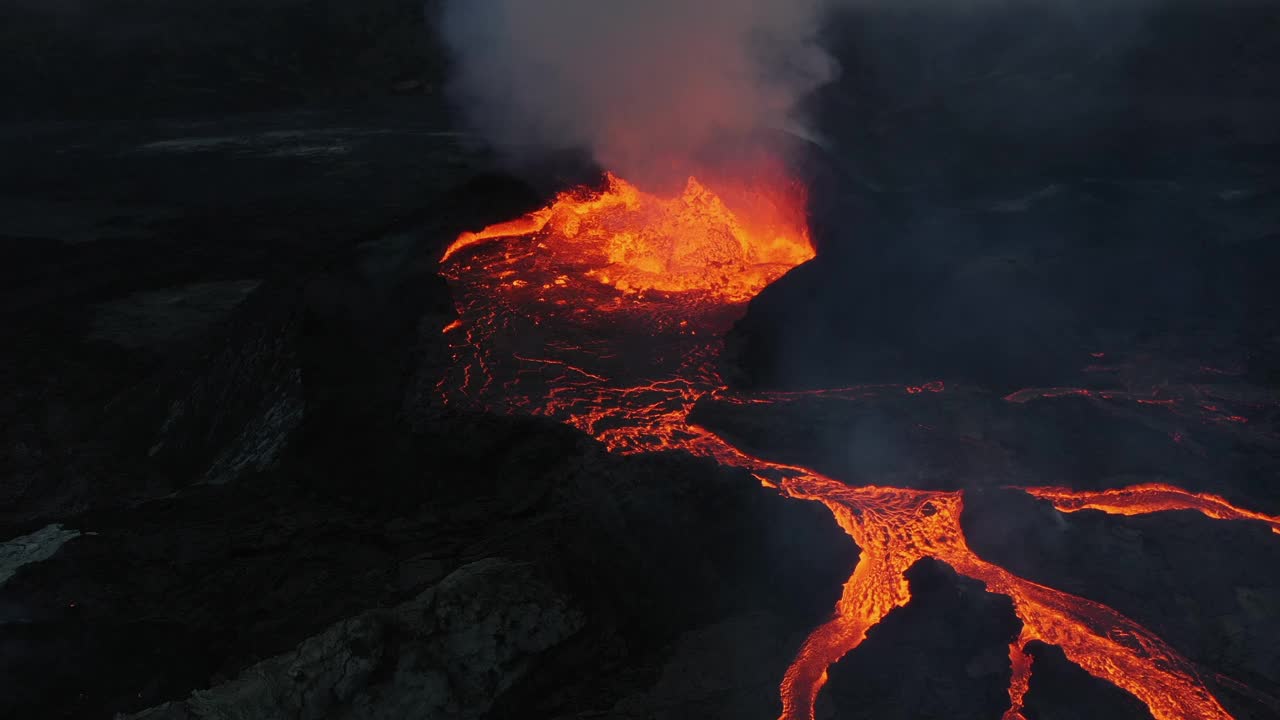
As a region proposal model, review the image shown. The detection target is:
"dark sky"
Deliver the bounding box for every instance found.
[1,0,1276,122]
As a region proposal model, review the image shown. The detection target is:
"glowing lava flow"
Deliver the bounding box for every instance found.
[773,476,1241,720]
[1023,484,1280,535]
[442,172,815,303]
[437,170,1280,720]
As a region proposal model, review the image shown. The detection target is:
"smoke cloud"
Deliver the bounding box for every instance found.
[439,0,845,188]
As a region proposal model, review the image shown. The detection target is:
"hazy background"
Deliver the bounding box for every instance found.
[439,0,841,187]
[4,0,1275,143]
[0,0,448,119]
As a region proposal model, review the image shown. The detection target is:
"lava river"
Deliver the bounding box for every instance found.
[436,168,1280,720]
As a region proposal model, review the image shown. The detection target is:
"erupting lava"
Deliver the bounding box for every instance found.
[437,168,1280,720]
[442,171,814,303]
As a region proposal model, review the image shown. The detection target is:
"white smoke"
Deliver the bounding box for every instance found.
[438,0,845,188]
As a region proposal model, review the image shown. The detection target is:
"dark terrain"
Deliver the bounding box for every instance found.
[2,1,1279,719]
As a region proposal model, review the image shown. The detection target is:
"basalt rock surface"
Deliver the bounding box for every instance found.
[0,120,855,719]
[121,558,586,720]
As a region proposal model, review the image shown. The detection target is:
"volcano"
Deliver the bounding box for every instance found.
[4,2,1280,719]
[438,165,1280,720]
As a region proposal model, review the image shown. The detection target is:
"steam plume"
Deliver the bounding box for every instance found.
[439,0,844,187]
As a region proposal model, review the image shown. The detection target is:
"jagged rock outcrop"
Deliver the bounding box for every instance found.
[121,558,583,720]
[607,611,799,720]
[0,524,81,586]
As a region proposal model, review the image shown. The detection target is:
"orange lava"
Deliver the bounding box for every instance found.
[1003,631,1035,720]
[441,172,814,303]
[437,169,1277,720]
[774,476,1239,720]
[1023,483,1280,535]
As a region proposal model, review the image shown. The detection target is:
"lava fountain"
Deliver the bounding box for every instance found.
[437,166,1280,720]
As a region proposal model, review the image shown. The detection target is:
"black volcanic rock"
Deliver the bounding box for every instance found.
[1021,642,1154,720]
[0,102,486,529]
[603,611,799,720]
[0,173,857,719]
[120,558,586,720]
[823,559,1020,720]
[0,0,448,120]
[689,383,1270,500]
[730,0,1280,394]
[727,175,1280,392]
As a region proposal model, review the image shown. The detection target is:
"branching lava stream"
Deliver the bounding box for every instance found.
[437,169,1279,720]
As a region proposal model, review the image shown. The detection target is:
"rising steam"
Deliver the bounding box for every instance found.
[438,0,844,188]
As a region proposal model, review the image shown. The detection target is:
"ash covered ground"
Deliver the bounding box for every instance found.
[2,2,1279,719]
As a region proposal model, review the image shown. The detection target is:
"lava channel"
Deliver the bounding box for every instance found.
[436,169,1280,720]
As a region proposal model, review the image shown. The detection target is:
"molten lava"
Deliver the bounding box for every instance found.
[437,169,1280,720]
[442,172,814,303]
[1023,484,1280,535]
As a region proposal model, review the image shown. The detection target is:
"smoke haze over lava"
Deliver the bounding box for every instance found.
[438,0,845,189]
